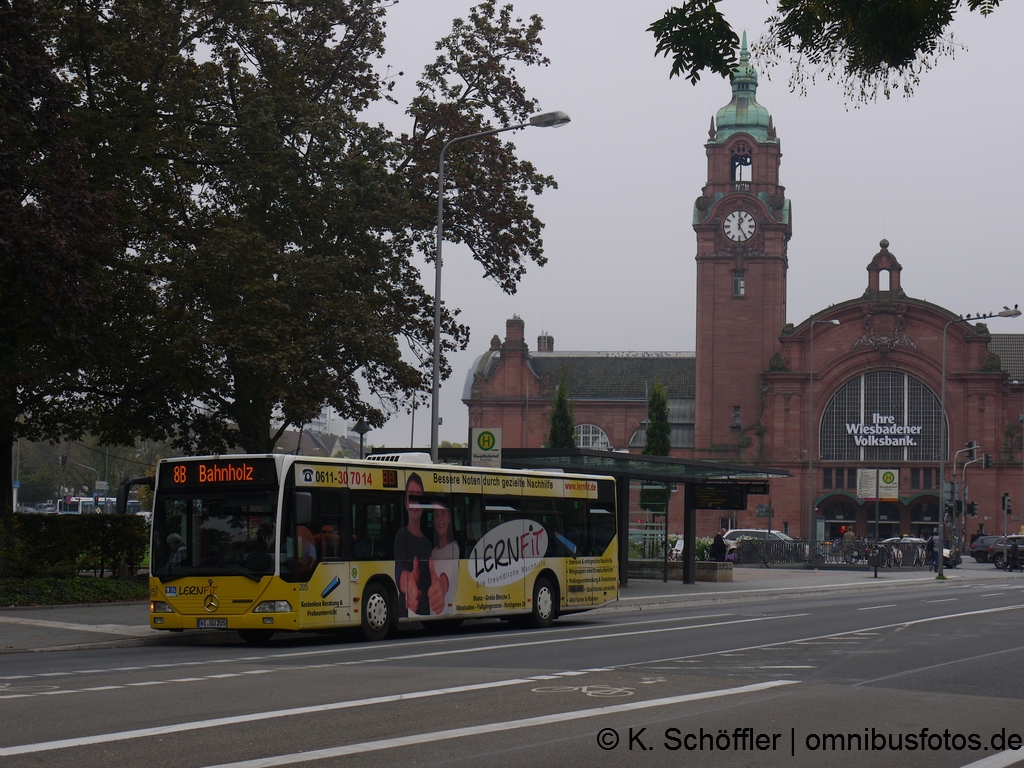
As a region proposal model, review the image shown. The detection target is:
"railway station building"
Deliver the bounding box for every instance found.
[463,41,1024,541]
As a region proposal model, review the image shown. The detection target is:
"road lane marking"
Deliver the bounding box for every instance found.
[0,677,540,756]
[620,603,1024,670]
[759,665,815,669]
[854,644,1024,686]
[0,613,734,683]
[925,598,958,603]
[202,681,800,768]
[959,748,1024,767]
[0,616,799,700]
[857,604,897,611]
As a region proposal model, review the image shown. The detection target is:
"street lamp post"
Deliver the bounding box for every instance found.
[1014,380,1024,538]
[937,307,1021,577]
[808,318,840,541]
[353,420,371,461]
[430,111,571,464]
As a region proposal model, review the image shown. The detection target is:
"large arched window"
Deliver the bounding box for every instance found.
[820,371,945,462]
[575,424,611,451]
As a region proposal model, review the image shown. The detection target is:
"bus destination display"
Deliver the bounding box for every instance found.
[160,458,278,488]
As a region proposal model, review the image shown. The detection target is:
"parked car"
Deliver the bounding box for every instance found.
[723,528,794,554]
[970,535,1001,563]
[988,535,1024,569]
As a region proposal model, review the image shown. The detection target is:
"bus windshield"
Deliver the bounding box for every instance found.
[153,489,278,582]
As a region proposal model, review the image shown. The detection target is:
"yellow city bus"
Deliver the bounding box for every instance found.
[146,454,618,643]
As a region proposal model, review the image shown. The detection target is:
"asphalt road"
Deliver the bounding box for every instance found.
[3,575,1024,768]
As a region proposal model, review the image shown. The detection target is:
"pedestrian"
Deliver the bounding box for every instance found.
[710,528,727,562]
[843,527,856,552]
[928,529,940,572]
[1009,538,1020,573]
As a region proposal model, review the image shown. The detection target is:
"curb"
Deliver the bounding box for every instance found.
[3,628,240,655]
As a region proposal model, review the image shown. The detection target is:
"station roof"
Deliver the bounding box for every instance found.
[437,447,789,484]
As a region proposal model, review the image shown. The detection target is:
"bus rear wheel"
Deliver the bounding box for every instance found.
[361,582,394,642]
[531,576,557,629]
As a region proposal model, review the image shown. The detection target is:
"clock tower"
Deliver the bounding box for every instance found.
[693,36,791,457]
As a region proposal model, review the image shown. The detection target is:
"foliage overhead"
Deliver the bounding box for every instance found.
[30,0,557,454]
[545,373,576,449]
[0,0,116,542]
[650,0,1003,100]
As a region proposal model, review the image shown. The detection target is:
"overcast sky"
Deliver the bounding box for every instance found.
[356,0,1024,450]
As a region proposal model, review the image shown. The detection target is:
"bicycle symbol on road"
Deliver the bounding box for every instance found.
[531,684,635,697]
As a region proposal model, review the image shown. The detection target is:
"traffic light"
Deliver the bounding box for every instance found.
[964,441,977,461]
[58,454,67,466]
[1004,493,1013,514]
[954,500,963,514]
[966,501,977,517]
[984,453,993,468]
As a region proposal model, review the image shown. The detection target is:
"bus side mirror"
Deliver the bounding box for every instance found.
[295,492,312,526]
[117,476,154,514]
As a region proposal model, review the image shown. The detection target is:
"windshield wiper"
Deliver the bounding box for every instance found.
[218,564,264,583]
[157,565,265,583]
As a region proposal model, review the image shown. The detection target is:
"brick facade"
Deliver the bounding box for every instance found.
[463,46,1024,543]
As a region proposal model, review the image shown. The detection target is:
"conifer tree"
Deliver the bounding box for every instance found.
[643,381,671,457]
[545,374,576,449]
[640,380,671,511]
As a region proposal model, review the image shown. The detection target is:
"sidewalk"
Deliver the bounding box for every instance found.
[0,564,1016,654]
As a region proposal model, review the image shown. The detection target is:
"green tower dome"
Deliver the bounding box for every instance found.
[714,33,774,143]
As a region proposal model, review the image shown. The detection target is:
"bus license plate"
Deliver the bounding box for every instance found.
[197,619,227,629]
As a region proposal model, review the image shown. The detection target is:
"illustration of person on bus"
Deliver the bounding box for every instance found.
[428,499,459,615]
[395,473,432,617]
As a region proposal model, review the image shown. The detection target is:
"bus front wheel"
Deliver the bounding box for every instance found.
[531,576,557,629]
[238,629,275,645]
[361,582,394,642]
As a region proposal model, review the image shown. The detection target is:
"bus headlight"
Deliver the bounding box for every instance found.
[254,600,292,613]
[151,601,174,613]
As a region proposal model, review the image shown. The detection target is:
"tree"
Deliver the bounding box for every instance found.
[650,0,1003,101]
[640,380,670,511]
[643,381,671,457]
[0,0,115,560]
[42,1,556,453]
[545,374,576,449]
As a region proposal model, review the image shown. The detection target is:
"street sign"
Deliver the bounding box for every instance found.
[470,428,502,468]
[857,469,899,501]
[95,480,109,493]
[755,503,774,518]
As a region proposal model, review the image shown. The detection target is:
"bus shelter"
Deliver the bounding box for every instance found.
[438,448,789,586]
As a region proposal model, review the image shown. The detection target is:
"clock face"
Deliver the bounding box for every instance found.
[724,210,756,242]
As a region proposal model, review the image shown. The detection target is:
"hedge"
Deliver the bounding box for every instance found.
[7,513,150,579]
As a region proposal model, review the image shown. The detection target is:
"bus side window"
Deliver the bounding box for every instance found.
[522,497,563,557]
[351,490,402,561]
[483,498,519,533]
[316,488,350,561]
[454,495,481,552]
[564,498,588,556]
[588,503,616,555]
